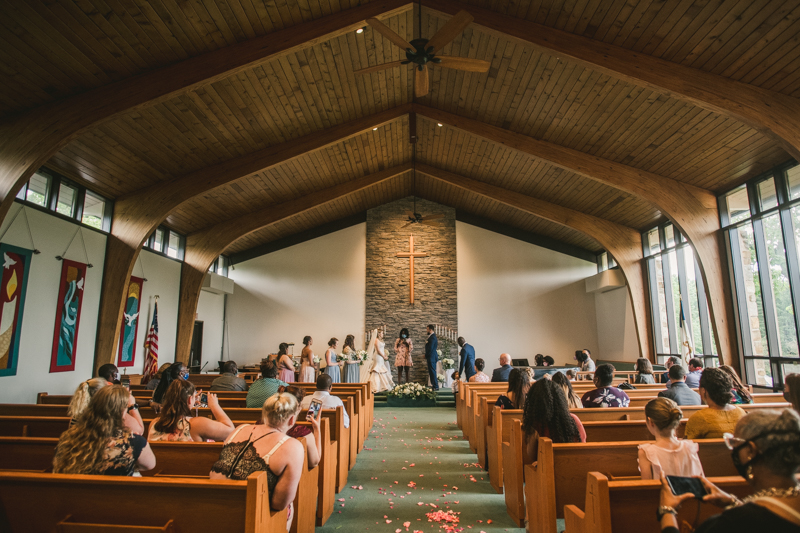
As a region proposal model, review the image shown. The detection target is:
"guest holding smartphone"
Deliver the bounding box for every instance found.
[281,386,321,469]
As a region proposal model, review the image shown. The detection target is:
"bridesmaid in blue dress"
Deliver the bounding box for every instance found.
[324,337,341,384]
[342,334,360,383]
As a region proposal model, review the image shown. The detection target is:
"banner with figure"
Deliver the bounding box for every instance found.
[117,276,144,368]
[49,259,87,373]
[0,245,32,377]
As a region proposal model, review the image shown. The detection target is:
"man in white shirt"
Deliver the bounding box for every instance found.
[300,374,350,428]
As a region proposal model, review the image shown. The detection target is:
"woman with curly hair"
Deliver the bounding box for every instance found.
[522,379,586,462]
[685,367,747,439]
[148,380,235,442]
[718,364,754,404]
[54,385,155,476]
[495,367,534,409]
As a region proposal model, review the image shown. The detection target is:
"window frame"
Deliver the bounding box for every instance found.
[143,225,185,262]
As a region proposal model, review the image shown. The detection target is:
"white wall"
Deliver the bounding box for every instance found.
[594,286,640,362]
[0,204,107,403]
[456,222,599,373]
[0,204,183,403]
[196,289,226,372]
[227,224,367,364]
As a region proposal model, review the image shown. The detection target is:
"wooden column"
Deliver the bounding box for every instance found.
[172,164,411,362]
[419,164,654,361]
[415,107,738,369]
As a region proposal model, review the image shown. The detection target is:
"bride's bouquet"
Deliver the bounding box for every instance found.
[355,349,369,365]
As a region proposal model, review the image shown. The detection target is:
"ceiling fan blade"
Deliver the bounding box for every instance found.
[354,60,406,75]
[420,213,445,221]
[425,10,474,54]
[401,221,415,228]
[414,66,429,97]
[404,211,416,218]
[366,18,414,51]
[421,220,445,227]
[436,56,491,73]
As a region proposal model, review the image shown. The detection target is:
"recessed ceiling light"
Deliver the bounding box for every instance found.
[356,27,364,34]
[437,123,443,127]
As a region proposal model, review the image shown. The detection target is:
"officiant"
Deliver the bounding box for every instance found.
[425,324,439,391]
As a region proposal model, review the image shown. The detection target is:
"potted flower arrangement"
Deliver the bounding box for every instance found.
[441,356,456,388]
[387,382,437,407]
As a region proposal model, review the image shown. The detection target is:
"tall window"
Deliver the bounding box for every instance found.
[720,161,800,389]
[643,223,717,368]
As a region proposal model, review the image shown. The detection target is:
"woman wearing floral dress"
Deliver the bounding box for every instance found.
[394,328,413,385]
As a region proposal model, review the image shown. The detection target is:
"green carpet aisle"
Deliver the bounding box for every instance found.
[316,407,526,533]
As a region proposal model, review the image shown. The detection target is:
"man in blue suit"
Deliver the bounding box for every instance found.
[457,336,476,381]
[491,353,513,382]
[425,324,439,390]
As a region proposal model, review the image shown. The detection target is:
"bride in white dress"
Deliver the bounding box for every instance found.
[367,330,394,393]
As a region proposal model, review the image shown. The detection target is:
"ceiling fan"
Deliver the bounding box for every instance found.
[402,114,444,228]
[354,4,490,97]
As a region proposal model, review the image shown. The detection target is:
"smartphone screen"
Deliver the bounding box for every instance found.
[307,399,323,420]
[200,393,208,405]
[666,475,707,499]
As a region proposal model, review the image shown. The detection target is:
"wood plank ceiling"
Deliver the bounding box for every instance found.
[2,0,799,256]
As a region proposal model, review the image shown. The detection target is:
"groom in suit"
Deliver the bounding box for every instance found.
[425,324,439,391]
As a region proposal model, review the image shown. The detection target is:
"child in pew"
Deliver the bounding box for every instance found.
[68,377,144,435]
[638,398,704,480]
[54,385,156,476]
[451,372,460,397]
[148,380,235,442]
[522,379,586,463]
[211,392,307,532]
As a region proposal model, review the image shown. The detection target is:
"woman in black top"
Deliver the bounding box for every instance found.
[151,361,187,413]
[657,409,800,532]
[495,367,534,410]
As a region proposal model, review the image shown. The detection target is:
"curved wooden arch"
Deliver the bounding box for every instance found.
[172,164,411,364]
[413,104,735,368]
[416,164,653,361]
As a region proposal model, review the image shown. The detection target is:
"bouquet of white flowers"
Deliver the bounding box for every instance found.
[388,382,436,400]
[437,374,445,384]
[355,349,369,365]
[293,358,300,370]
[335,353,347,363]
[437,349,442,357]
[441,357,456,370]
[312,355,321,364]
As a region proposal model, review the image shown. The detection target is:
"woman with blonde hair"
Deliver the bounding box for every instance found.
[638,397,703,480]
[68,377,144,435]
[54,385,155,476]
[551,371,582,409]
[211,392,306,531]
[148,380,235,442]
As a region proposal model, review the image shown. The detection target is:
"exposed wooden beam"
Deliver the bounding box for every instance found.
[0,0,413,233]
[427,0,800,161]
[93,105,411,374]
[414,105,737,369]
[173,164,411,363]
[417,163,652,361]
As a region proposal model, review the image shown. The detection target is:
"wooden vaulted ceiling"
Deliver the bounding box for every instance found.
[3,0,799,257]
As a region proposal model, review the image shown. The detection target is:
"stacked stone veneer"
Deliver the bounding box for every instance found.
[365,197,458,385]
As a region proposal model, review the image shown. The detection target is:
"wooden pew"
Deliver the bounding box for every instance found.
[573,402,791,422]
[474,393,503,463]
[486,406,523,493]
[564,474,751,533]
[0,470,288,532]
[523,435,736,533]
[457,383,505,434]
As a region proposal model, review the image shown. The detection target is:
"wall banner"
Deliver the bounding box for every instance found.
[0,245,32,377]
[117,276,144,368]
[49,259,87,373]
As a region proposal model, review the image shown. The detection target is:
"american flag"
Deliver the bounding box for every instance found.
[141,302,159,384]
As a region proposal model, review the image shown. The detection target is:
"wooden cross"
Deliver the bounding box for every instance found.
[396,235,428,304]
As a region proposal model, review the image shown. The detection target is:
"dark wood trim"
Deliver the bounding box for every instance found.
[454,211,597,263]
[229,213,367,265]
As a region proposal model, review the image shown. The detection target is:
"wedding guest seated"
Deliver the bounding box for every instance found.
[543,355,555,366]
[151,361,187,413]
[211,392,306,531]
[211,361,248,392]
[565,369,577,381]
[522,379,586,462]
[575,349,596,373]
[68,377,144,434]
[684,367,746,439]
[148,380,235,442]
[657,409,800,532]
[580,364,630,408]
[551,371,582,409]
[719,364,753,404]
[54,385,156,476]
[146,363,172,390]
[638,398,703,480]
[534,354,545,366]
[97,363,120,384]
[785,373,800,413]
[658,365,702,406]
[495,367,534,409]
[685,357,704,388]
[281,386,322,468]
[491,353,513,382]
[299,374,350,428]
[635,357,656,384]
[661,355,681,385]
[247,360,288,408]
[469,359,491,383]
